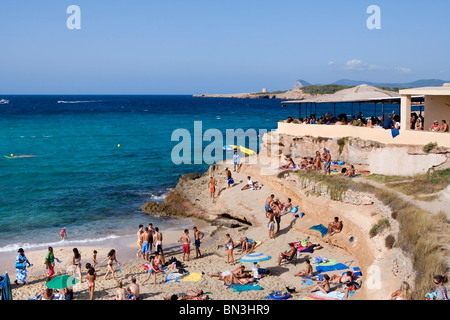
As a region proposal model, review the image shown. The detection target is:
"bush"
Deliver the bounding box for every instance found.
[370,218,390,238]
[423,142,437,153]
[385,234,396,249]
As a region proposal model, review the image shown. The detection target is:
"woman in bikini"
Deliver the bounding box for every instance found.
[310,274,331,294]
[114,280,126,300]
[314,151,322,171]
[101,249,119,281]
[86,267,96,300]
[72,248,82,283]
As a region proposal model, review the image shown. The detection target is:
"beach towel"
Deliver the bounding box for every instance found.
[309,224,328,237]
[313,291,346,300]
[302,274,324,281]
[315,263,349,273]
[312,259,337,267]
[353,267,362,278]
[301,279,313,285]
[231,284,264,293]
[181,272,202,282]
[164,272,182,283]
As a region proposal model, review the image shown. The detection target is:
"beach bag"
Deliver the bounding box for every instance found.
[425,291,437,300]
[291,206,298,213]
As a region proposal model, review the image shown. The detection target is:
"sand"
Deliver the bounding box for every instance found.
[3,166,357,301]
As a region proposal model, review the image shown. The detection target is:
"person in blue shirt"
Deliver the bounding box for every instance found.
[383,115,394,129]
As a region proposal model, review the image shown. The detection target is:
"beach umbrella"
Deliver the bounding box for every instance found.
[1,272,13,300]
[239,252,271,263]
[45,275,79,290]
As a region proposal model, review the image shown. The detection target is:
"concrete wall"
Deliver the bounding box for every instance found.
[424,95,450,131]
[277,121,450,148]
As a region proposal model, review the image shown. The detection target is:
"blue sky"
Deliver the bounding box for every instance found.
[0,0,449,94]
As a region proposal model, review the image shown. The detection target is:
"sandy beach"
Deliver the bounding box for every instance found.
[2,161,363,301]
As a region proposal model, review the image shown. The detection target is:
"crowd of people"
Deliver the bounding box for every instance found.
[286,111,449,133]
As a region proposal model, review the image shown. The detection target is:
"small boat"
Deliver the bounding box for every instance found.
[0,99,9,104]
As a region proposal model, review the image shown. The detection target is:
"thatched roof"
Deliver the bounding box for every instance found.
[283,84,401,104]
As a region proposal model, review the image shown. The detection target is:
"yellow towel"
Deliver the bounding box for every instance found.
[181,272,202,282]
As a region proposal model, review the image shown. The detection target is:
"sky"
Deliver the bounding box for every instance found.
[0,0,449,94]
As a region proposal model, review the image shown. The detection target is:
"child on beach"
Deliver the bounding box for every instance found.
[142,256,157,285]
[92,250,98,268]
[86,267,96,300]
[60,227,67,240]
[179,229,191,262]
[44,246,57,281]
[101,249,120,281]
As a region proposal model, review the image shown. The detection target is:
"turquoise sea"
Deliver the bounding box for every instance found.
[0,95,399,252]
[0,95,298,252]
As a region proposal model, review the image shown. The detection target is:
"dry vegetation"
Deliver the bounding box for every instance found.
[286,171,449,300]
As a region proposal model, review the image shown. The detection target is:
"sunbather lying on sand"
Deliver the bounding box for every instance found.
[164,289,209,300]
[207,267,255,285]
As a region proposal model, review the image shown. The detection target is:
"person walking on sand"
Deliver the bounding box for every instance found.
[208,176,217,200]
[86,267,96,300]
[233,150,240,173]
[193,226,205,259]
[265,194,274,218]
[136,225,144,258]
[267,209,275,239]
[141,227,151,261]
[221,234,235,265]
[101,249,120,281]
[15,248,32,285]
[179,229,191,262]
[44,246,57,281]
[225,167,234,189]
[72,248,82,283]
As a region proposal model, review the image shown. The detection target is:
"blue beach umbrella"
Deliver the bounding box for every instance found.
[1,272,13,300]
[239,253,271,263]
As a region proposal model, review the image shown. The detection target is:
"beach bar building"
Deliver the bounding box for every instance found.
[279,84,450,149]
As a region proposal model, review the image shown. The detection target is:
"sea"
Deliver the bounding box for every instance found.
[0,95,400,253]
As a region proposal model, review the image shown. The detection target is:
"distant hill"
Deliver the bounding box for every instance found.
[293,80,312,88]
[331,79,449,88]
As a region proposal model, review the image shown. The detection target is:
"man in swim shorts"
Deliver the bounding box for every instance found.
[141,227,150,260]
[323,148,331,175]
[193,226,205,259]
[265,194,274,217]
[179,229,191,262]
[154,227,163,256]
[225,168,234,188]
[233,150,240,173]
[208,176,216,200]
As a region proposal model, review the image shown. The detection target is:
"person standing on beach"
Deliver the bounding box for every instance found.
[271,200,281,234]
[265,194,274,218]
[221,234,235,265]
[267,209,275,239]
[193,226,205,259]
[142,256,158,285]
[72,248,82,283]
[148,223,156,254]
[208,176,217,200]
[179,229,191,262]
[44,246,57,281]
[233,150,240,173]
[92,250,98,268]
[154,227,164,257]
[225,168,234,189]
[141,227,151,261]
[136,225,144,258]
[15,248,31,285]
[323,148,331,175]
